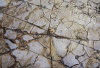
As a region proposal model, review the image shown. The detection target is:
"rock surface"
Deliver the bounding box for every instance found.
[0,0,100,68]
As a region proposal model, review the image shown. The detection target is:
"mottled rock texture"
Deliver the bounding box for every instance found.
[0,0,100,68]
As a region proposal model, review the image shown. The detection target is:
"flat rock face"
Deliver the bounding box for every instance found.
[0,0,100,68]
[63,53,79,67]
[94,41,100,50]
[0,0,11,7]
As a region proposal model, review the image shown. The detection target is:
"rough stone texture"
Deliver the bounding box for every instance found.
[0,0,100,68]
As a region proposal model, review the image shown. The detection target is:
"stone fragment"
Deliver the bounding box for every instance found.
[22,35,33,42]
[67,41,78,53]
[4,30,17,39]
[0,13,3,20]
[94,41,100,50]
[84,46,94,57]
[33,56,50,68]
[0,0,10,7]
[53,37,70,57]
[28,41,43,54]
[12,49,38,66]
[63,53,79,67]
[9,19,22,29]
[2,54,14,68]
[5,39,18,49]
[28,9,43,23]
[50,40,61,60]
[72,44,85,56]
[24,23,33,33]
[88,29,99,40]
[55,23,72,38]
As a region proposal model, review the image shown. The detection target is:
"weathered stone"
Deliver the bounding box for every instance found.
[4,30,17,39]
[0,0,10,7]
[63,53,79,67]
[53,37,70,57]
[0,0,100,67]
[22,35,33,41]
[88,29,99,40]
[33,56,50,68]
[5,39,18,49]
[94,41,100,50]
[28,41,43,54]
[2,54,14,68]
